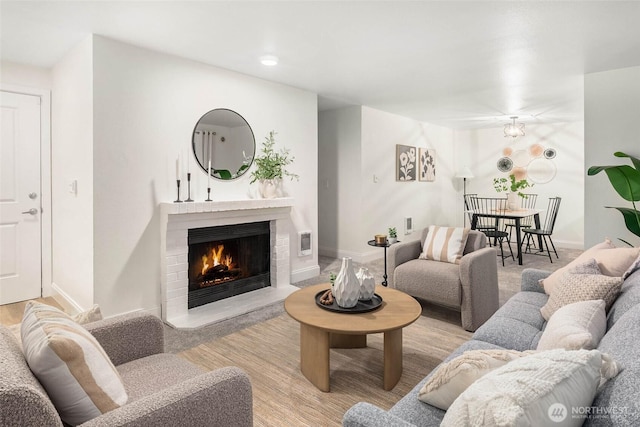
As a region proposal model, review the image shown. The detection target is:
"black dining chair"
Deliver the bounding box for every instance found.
[522,197,562,263]
[504,193,538,244]
[471,196,514,266]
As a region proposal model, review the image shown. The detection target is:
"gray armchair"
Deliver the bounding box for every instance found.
[388,228,498,331]
[0,312,253,427]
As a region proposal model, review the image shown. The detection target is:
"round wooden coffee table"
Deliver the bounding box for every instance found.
[284,283,421,392]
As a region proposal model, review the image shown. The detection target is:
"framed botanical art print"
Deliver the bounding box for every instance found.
[419,148,436,182]
[396,145,416,181]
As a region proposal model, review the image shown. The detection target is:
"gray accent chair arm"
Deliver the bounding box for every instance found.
[520,268,552,293]
[459,247,499,331]
[343,402,417,427]
[387,239,422,288]
[84,312,164,366]
[80,367,253,427]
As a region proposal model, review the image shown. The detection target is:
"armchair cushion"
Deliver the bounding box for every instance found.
[21,301,127,425]
[394,259,461,307]
[419,226,470,264]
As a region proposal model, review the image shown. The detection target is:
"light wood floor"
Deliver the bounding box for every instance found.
[179,304,471,426]
[0,297,64,326]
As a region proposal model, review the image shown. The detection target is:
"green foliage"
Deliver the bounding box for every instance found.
[249,131,299,184]
[587,151,640,244]
[388,227,398,238]
[493,174,533,197]
[329,272,337,285]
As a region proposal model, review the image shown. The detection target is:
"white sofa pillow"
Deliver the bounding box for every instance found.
[21,301,127,425]
[537,300,606,351]
[441,349,618,427]
[419,226,470,264]
[417,348,528,410]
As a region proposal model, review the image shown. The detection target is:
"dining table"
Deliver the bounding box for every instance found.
[469,208,543,265]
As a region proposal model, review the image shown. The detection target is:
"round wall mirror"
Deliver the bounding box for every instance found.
[191,109,255,180]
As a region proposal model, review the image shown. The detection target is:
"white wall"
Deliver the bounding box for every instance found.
[318,106,362,258]
[91,36,318,316]
[51,37,94,310]
[318,106,457,261]
[454,121,585,248]
[0,61,51,89]
[585,65,640,247]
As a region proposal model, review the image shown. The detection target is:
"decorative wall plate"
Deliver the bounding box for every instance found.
[497,157,513,172]
[527,158,557,184]
[544,148,557,159]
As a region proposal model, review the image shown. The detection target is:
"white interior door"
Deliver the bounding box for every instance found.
[0,90,42,304]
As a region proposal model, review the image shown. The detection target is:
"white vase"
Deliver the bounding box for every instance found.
[356,267,376,301]
[332,257,360,308]
[507,192,520,210]
[258,179,280,199]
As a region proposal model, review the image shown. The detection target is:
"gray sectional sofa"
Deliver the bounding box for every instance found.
[343,267,640,426]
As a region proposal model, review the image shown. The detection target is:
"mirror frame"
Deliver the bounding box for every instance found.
[191,108,256,180]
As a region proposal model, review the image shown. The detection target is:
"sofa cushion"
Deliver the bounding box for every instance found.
[21,301,128,426]
[607,268,640,330]
[537,300,606,351]
[541,238,639,294]
[442,349,618,427]
[592,303,640,426]
[472,292,547,351]
[540,269,622,321]
[117,354,205,402]
[394,259,461,307]
[419,226,469,264]
[417,348,528,410]
[387,340,504,426]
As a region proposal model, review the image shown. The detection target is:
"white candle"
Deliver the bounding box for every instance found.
[186,148,190,174]
[176,155,180,180]
[207,159,211,188]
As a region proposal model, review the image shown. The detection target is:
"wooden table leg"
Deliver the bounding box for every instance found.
[383,328,403,391]
[300,323,330,392]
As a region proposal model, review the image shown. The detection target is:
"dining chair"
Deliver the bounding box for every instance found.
[471,196,514,266]
[522,197,562,263]
[504,193,538,243]
[464,193,478,228]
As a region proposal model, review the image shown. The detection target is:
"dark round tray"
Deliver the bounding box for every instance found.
[315,289,383,313]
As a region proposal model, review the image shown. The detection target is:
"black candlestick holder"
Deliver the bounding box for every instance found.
[185,173,193,202]
[206,187,212,202]
[174,179,183,203]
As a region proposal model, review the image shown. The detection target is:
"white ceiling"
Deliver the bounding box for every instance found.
[2,1,640,129]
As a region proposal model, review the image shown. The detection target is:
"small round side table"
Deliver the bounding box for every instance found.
[367,240,398,286]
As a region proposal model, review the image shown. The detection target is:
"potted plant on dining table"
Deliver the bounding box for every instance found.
[493,174,533,210]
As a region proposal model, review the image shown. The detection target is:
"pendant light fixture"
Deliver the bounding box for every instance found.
[504,116,525,138]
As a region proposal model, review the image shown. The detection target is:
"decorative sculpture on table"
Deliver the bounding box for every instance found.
[332,257,360,308]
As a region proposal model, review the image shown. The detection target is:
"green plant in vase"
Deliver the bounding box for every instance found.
[588,151,640,246]
[250,131,299,198]
[493,174,533,210]
[388,227,398,244]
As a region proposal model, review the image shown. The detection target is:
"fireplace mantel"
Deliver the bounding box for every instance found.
[160,197,294,216]
[160,198,297,328]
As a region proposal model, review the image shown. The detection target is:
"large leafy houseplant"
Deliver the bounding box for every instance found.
[493,174,533,197]
[587,151,640,246]
[249,131,299,184]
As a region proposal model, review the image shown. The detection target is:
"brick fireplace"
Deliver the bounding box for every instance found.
[160,198,298,328]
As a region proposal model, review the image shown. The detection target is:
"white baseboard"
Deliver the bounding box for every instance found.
[104,307,160,320]
[549,239,584,250]
[50,282,84,315]
[291,265,321,283]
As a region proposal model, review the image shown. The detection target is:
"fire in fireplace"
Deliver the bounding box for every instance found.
[188,222,270,309]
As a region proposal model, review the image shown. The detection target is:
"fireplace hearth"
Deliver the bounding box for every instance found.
[188,222,270,309]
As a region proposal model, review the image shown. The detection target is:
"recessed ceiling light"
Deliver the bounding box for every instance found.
[260,55,279,66]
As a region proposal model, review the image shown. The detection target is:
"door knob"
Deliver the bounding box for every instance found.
[22,208,38,215]
[29,192,38,199]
